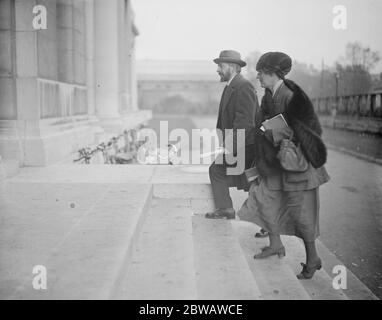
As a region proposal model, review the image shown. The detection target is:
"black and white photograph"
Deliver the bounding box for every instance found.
[0,0,381,307]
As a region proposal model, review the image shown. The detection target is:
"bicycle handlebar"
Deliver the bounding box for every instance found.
[73,126,146,163]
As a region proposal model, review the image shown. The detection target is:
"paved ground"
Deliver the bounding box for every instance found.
[322,127,382,161]
[319,149,382,298]
[148,113,382,298]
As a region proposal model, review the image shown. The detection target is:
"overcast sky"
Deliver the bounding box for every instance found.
[132,0,382,73]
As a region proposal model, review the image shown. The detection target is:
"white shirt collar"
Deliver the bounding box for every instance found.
[227,73,238,86]
[272,79,284,97]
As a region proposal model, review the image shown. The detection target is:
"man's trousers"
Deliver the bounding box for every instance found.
[209,144,256,209]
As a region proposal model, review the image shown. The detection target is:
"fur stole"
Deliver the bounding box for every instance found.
[253,80,327,177]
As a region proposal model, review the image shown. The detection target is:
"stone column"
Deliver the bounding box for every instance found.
[118,0,127,113]
[94,0,122,133]
[0,0,17,121]
[128,4,139,112]
[130,43,138,111]
[57,0,74,84]
[123,0,139,112]
[85,0,95,115]
[13,0,41,165]
[0,0,19,165]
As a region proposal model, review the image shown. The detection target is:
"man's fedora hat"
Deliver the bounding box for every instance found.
[213,50,247,67]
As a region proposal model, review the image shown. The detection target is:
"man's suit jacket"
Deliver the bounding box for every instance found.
[216,73,260,157]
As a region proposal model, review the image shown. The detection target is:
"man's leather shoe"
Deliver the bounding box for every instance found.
[205,208,235,220]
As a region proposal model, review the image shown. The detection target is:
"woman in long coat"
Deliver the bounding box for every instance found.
[237,52,330,279]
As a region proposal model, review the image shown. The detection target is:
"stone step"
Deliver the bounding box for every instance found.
[231,220,311,300]
[153,183,213,199]
[229,189,377,300]
[190,198,215,213]
[281,236,349,300]
[0,182,115,299]
[114,199,197,299]
[9,164,155,184]
[192,215,263,300]
[314,240,378,300]
[283,235,377,300]
[9,183,152,299]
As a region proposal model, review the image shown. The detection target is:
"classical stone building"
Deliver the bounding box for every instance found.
[0,0,151,171]
[137,60,226,115]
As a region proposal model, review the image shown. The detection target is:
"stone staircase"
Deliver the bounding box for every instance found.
[112,195,347,300]
[0,165,378,300]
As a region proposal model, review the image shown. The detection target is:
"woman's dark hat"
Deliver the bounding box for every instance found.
[256,52,292,78]
[213,50,247,67]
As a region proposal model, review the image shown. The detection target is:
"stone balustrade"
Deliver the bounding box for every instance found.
[313,92,382,118]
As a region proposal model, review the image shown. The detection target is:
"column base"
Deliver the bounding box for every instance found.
[0,110,152,167]
[0,116,104,166]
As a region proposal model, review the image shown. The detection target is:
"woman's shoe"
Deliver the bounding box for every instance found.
[254,228,269,238]
[296,259,322,279]
[254,246,286,259]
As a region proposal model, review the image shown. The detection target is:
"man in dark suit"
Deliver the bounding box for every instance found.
[205,50,260,219]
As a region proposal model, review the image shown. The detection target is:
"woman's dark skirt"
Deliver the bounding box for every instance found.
[237,178,320,241]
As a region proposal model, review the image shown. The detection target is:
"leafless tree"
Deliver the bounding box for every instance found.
[336,42,380,95]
